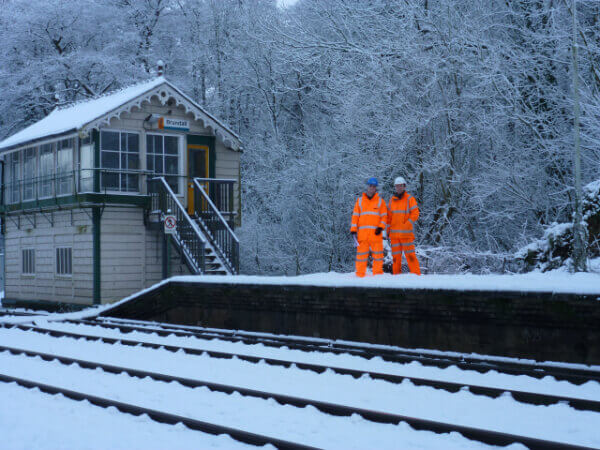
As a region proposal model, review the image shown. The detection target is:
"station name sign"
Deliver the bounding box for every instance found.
[157,117,190,132]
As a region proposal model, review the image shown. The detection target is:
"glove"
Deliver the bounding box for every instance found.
[350,231,357,237]
[375,227,383,236]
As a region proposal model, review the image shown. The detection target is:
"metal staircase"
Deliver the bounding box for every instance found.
[149,177,239,276]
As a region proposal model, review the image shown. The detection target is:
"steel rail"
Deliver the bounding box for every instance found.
[3,323,600,413]
[0,345,593,450]
[0,371,316,450]
[0,311,41,317]
[87,317,600,385]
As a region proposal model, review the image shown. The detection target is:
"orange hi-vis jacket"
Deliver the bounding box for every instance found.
[350,192,388,241]
[387,192,419,240]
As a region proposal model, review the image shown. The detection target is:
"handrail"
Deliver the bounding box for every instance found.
[194,177,237,183]
[192,179,238,242]
[2,168,155,206]
[192,178,239,274]
[150,177,206,274]
[158,178,206,244]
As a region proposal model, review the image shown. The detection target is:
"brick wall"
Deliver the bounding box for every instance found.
[102,281,600,364]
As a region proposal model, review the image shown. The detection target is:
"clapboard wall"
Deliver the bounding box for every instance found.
[100,206,190,303]
[4,210,93,305]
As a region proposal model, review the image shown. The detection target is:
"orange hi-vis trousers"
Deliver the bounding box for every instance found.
[390,238,421,275]
[355,236,384,277]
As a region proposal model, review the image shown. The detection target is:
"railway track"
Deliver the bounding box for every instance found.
[0,310,41,317]
[0,371,315,450]
[2,321,600,414]
[85,317,600,385]
[0,344,594,450]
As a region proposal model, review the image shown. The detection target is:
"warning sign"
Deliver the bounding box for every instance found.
[164,215,177,234]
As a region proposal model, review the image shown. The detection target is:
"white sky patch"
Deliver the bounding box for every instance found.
[277,0,299,9]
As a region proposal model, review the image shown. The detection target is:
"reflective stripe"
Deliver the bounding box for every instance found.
[392,251,403,256]
[352,213,360,217]
[391,209,409,214]
[379,213,386,217]
[356,258,368,262]
[358,225,378,230]
[371,251,384,255]
[409,205,418,211]
[373,257,383,261]
[404,249,416,254]
[359,197,362,210]
[390,229,413,233]
[391,243,402,248]
[360,212,380,216]
[377,198,381,209]
[356,251,369,255]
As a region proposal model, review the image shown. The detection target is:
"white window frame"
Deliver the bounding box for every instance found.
[56,247,73,276]
[56,138,74,197]
[145,132,183,195]
[22,248,35,275]
[38,142,56,199]
[99,128,141,194]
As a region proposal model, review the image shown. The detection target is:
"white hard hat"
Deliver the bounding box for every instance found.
[394,176,407,185]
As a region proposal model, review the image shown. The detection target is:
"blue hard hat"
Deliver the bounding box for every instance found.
[366,177,378,186]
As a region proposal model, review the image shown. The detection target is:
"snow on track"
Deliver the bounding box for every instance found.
[34,320,600,401]
[0,350,497,450]
[0,324,599,447]
[0,379,255,450]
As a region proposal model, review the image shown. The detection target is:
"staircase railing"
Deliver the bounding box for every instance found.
[192,178,239,274]
[149,177,206,274]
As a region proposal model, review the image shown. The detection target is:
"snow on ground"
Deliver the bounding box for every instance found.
[0,324,598,448]
[0,380,256,450]
[160,270,600,295]
[0,346,504,450]
[25,321,600,403]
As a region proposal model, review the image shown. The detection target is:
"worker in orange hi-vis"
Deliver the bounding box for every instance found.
[350,177,388,277]
[387,176,421,275]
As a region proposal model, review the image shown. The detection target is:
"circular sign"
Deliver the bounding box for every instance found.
[164,215,177,234]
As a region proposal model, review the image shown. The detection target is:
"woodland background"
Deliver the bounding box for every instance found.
[1,0,599,274]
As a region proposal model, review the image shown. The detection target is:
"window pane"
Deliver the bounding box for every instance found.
[79,137,94,192]
[23,148,36,201]
[128,133,139,152]
[126,174,138,192]
[165,136,178,155]
[166,176,179,194]
[154,155,164,173]
[101,131,119,151]
[39,144,54,198]
[154,135,163,154]
[128,154,139,170]
[146,155,154,172]
[165,156,178,174]
[4,155,11,204]
[146,135,154,154]
[57,146,72,173]
[120,133,127,151]
[101,172,119,190]
[10,152,21,203]
[101,152,119,169]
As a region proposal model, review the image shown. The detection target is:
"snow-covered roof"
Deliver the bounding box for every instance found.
[0,77,242,152]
